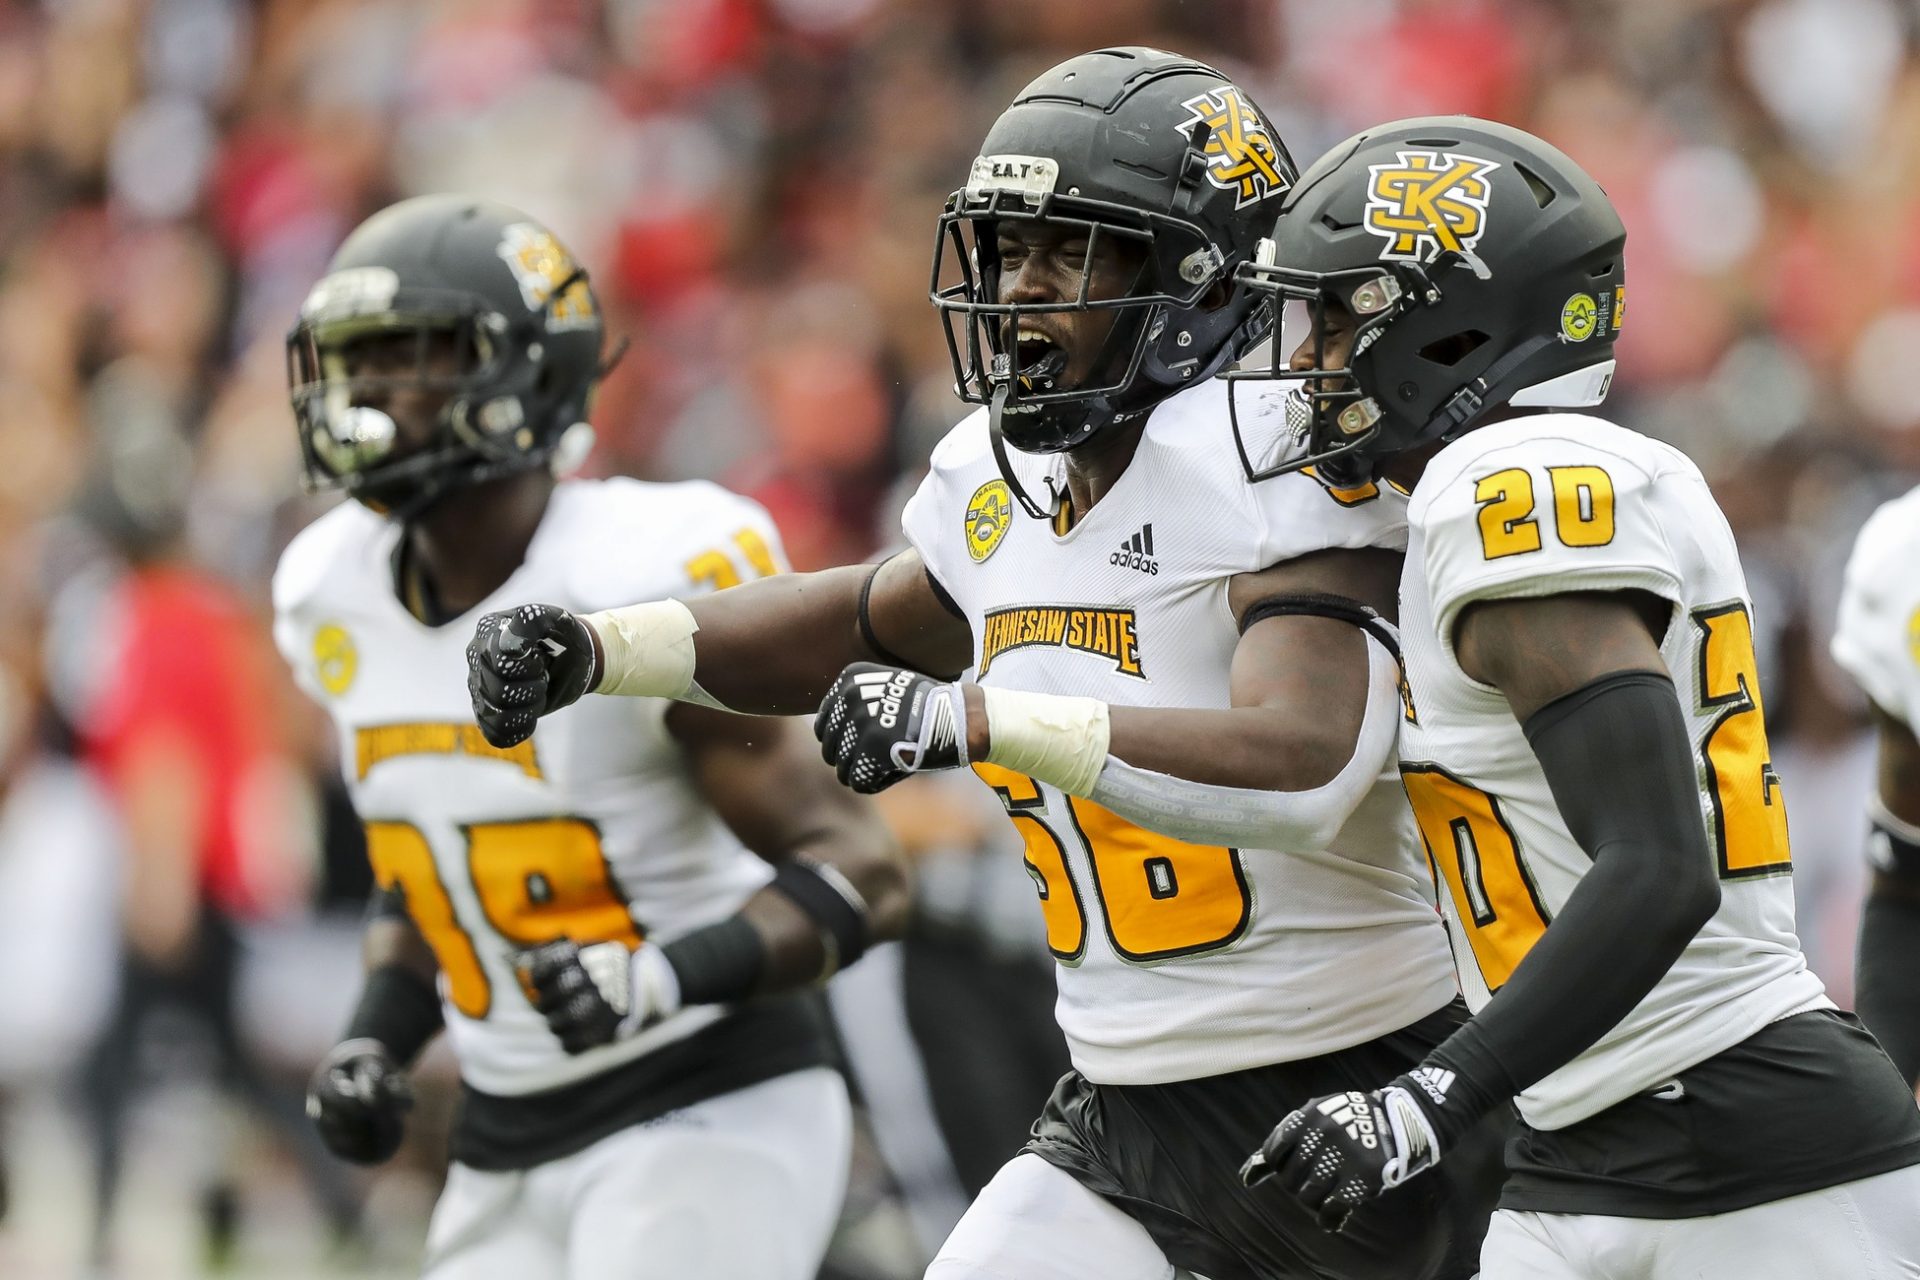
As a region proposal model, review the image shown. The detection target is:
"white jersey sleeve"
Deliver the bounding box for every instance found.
[1832,488,1920,728]
[271,501,384,702]
[900,410,992,598]
[560,478,790,612]
[1413,430,1684,660]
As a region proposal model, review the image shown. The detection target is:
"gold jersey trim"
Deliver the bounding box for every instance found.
[355,722,542,781]
[978,605,1144,678]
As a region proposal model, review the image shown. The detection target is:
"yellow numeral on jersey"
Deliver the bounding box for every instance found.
[1474,465,1618,559]
[1474,468,1542,559]
[364,817,639,1018]
[686,526,781,592]
[975,764,1086,960]
[974,763,1250,962]
[366,821,493,1018]
[1401,766,1551,991]
[1695,604,1791,877]
[1548,466,1614,547]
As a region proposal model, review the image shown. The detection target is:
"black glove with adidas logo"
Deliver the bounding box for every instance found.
[1239,1068,1454,1231]
[813,663,966,794]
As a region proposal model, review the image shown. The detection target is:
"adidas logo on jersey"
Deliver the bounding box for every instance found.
[854,668,916,729]
[1110,523,1159,575]
[1405,1066,1454,1110]
[1314,1091,1379,1150]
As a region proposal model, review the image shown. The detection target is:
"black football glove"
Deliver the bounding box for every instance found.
[1239,1077,1442,1231]
[306,1039,413,1165]
[467,604,598,748]
[516,939,682,1055]
[812,663,966,794]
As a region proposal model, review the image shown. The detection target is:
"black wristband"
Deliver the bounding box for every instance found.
[770,856,872,975]
[1869,802,1920,877]
[660,916,768,1006]
[344,965,443,1066]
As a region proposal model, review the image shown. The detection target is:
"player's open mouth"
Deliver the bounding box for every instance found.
[1011,326,1069,382]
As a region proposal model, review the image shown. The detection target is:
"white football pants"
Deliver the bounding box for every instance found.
[1480,1163,1920,1279]
[927,1152,1189,1280]
[419,1067,851,1280]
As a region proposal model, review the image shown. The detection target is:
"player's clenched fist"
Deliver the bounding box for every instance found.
[467,603,598,747]
[516,939,682,1055]
[813,662,967,794]
[307,1039,414,1165]
[1239,1082,1441,1231]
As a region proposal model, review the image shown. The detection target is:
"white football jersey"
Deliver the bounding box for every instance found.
[1400,415,1830,1130]
[1832,486,1920,730]
[902,376,1459,1087]
[273,478,788,1096]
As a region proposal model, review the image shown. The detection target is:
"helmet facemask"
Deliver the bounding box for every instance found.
[932,161,1244,460]
[287,266,593,517]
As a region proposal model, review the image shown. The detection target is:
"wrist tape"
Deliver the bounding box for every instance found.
[981,686,1111,798]
[579,600,726,709]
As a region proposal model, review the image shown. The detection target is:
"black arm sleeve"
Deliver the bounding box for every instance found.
[1419,670,1722,1141]
[1857,811,1920,1089]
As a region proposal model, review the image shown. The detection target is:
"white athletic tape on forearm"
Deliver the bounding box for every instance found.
[980,686,1111,799]
[1086,632,1402,850]
[579,599,728,708]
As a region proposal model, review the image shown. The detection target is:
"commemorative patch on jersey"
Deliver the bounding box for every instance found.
[966,479,1013,563]
[497,223,596,331]
[1363,150,1499,263]
[313,623,357,696]
[1179,87,1289,208]
[978,605,1144,678]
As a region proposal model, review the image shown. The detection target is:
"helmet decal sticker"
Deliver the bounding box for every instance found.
[496,223,596,330]
[1179,88,1289,209]
[966,479,1014,563]
[1560,292,1598,341]
[1363,150,1500,262]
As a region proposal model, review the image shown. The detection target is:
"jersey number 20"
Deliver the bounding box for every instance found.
[1405,601,1790,989]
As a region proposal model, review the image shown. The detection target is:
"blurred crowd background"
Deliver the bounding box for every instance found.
[1,0,1917,1275]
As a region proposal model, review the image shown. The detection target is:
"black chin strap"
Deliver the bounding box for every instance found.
[988,382,1060,521]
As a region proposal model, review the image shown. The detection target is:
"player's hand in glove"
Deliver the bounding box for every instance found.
[813,663,967,794]
[1239,1078,1441,1231]
[517,939,682,1055]
[467,604,599,748]
[306,1039,414,1165]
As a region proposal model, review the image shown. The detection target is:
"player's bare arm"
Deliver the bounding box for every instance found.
[307,896,441,1165]
[466,547,970,742]
[1858,705,1920,1088]
[1028,544,1400,789]
[668,703,908,988]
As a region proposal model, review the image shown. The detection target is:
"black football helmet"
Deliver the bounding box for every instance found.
[1227,116,1626,485]
[287,195,607,516]
[931,47,1295,513]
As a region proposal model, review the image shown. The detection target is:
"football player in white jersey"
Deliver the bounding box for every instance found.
[1230,117,1920,1278]
[274,195,905,1279]
[1833,491,1920,1093]
[468,49,1505,1280]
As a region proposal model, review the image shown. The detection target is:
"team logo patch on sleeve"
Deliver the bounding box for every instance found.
[313,623,357,696]
[1364,150,1499,263]
[497,223,596,330]
[1179,88,1289,209]
[966,480,1013,563]
[978,605,1144,678]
